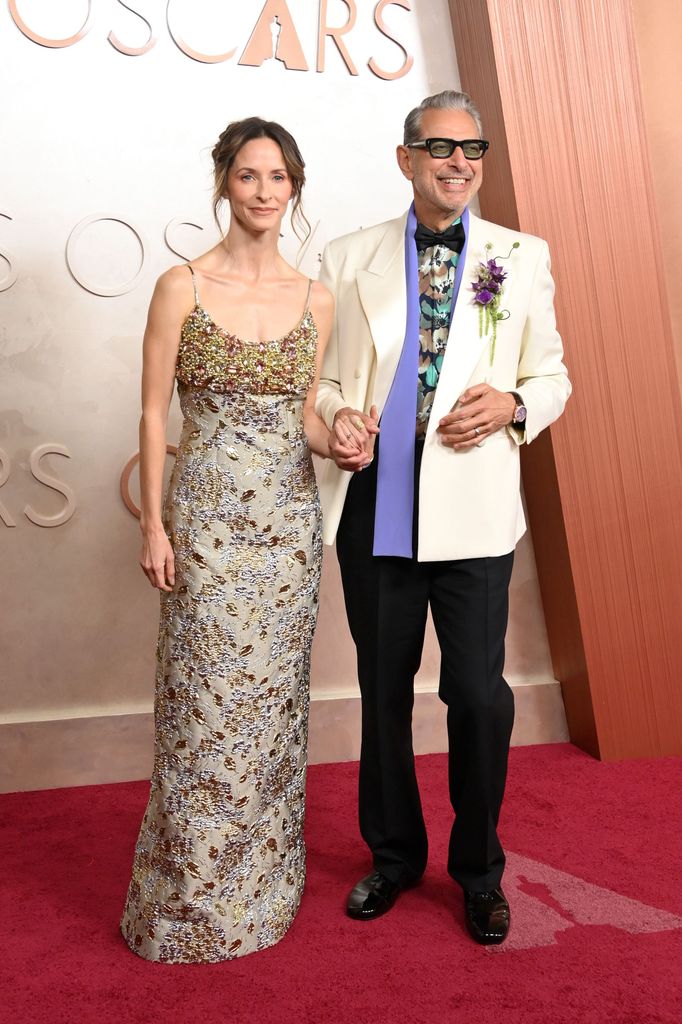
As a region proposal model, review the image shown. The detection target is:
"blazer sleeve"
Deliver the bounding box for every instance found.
[315,242,347,430]
[512,240,572,445]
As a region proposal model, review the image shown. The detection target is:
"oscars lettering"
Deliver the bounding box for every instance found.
[0,445,76,528]
[6,213,324,296]
[120,447,178,519]
[65,215,147,298]
[8,0,414,80]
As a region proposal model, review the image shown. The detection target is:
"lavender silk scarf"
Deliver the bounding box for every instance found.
[373,204,470,558]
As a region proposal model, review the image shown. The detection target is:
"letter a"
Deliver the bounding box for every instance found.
[239,1,308,71]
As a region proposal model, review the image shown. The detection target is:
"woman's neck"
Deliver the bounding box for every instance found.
[220,221,284,281]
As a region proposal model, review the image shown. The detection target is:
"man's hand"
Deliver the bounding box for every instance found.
[329,405,379,471]
[437,384,516,449]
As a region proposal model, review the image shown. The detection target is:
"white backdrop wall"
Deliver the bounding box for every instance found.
[0,0,567,792]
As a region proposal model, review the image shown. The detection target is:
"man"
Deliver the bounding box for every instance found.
[315,91,570,945]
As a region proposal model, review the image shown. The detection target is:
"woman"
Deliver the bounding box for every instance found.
[121,118,333,963]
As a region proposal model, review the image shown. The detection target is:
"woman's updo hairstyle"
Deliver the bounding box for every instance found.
[212,117,310,244]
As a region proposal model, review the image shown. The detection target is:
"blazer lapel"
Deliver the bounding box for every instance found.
[426,214,493,436]
[356,212,409,415]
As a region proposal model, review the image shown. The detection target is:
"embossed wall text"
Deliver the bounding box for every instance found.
[66,215,147,297]
[0,212,18,292]
[121,448,179,519]
[0,445,77,528]
[8,0,414,79]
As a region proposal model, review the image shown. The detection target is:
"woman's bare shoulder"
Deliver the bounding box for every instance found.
[309,278,334,312]
[155,264,195,298]
[147,265,198,321]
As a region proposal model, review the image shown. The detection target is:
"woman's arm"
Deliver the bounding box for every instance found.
[316,244,377,470]
[303,282,335,459]
[138,267,193,591]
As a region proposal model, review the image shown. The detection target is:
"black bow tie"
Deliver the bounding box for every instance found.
[414,219,465,253]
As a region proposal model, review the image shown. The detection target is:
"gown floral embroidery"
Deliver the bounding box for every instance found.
[121,267,322,963]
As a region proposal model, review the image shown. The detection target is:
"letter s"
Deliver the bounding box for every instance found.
[108,1,157,57]
[369,0,414,81]
[24,444,77,528]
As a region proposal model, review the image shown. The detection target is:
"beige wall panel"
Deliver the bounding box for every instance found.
[1,1,565,790]
[0,680,567,794]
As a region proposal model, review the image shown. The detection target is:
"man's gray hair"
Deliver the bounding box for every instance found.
[403,90,483,145]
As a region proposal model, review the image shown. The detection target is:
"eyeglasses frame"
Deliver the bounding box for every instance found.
[405,137,490,160]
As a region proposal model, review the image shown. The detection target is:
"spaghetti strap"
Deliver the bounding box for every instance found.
[303,278,313,314]
[186,264,200,306]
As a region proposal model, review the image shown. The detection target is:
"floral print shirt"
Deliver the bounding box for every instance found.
[415,228,462,437]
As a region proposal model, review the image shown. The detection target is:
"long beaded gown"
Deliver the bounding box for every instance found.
[121,267,322,963]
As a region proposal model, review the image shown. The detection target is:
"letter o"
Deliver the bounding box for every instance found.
[66,214,146,296]
[8,0,92,48]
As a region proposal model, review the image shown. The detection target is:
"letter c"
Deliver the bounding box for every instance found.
[121,447,178,519]
[166,0,236,63]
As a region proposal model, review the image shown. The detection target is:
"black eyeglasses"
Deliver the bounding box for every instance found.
[406,138,489,160]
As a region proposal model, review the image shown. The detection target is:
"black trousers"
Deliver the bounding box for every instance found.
[336,442,515,892]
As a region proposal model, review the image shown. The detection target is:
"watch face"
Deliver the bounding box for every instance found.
[514,405,527,423]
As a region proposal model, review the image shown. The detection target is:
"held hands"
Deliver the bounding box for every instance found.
[330,405,379,472]
[437,383,516,449]
[140,527,175,592]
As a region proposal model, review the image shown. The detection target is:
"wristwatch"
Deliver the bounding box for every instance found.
[509,391,527,431]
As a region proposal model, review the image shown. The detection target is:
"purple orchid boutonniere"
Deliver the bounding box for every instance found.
[471,241,520,365]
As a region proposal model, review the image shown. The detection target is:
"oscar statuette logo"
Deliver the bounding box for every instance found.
[8,0,415,79]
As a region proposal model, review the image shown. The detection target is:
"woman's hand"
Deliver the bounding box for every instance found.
[140,528,175,592]
[330,405,379,471]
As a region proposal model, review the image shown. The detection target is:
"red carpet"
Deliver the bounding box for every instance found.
[1,744,681,1024]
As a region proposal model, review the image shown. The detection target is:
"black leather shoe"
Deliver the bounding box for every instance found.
[346,871,410,921]
[463,887,510,945]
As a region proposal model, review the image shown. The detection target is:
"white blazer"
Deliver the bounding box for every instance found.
[315,210,571,561]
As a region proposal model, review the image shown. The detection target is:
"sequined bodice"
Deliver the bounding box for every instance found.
[176,304,318,397]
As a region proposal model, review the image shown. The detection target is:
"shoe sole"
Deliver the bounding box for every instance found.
[465,921,511,945]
